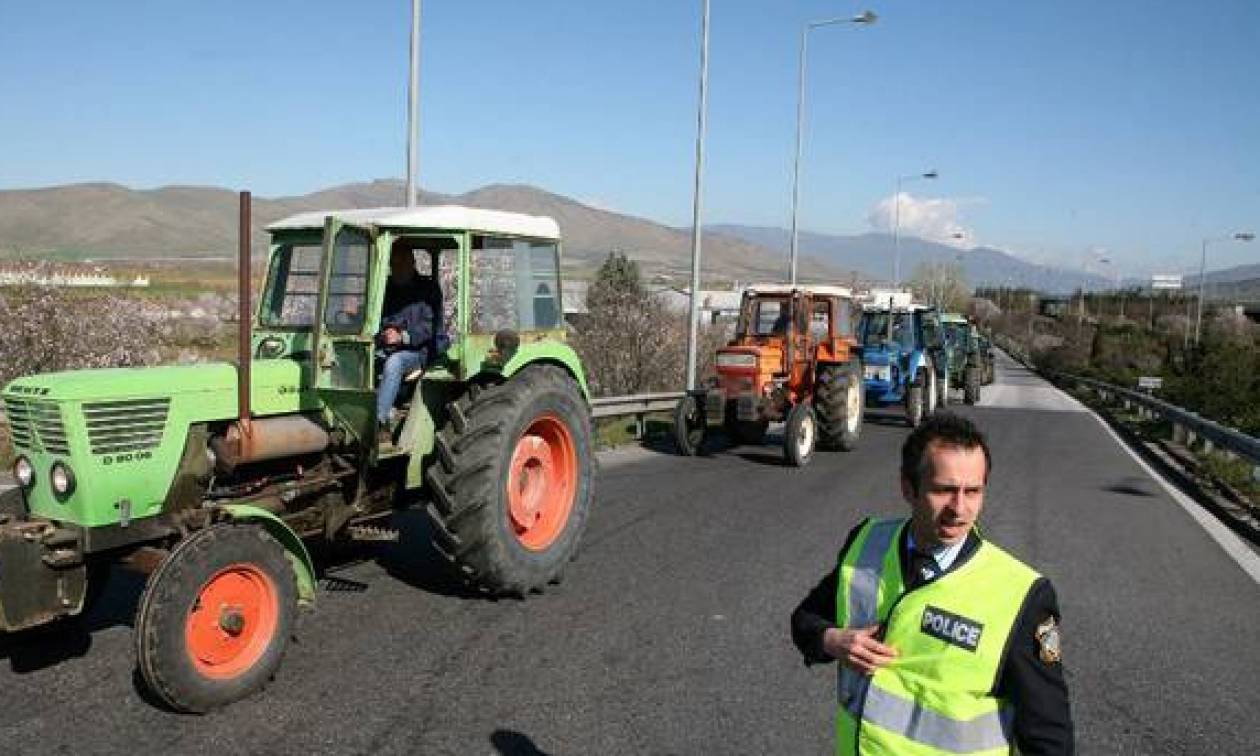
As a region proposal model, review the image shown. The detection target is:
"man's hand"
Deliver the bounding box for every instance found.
[381,326,402,346]
[823,625,898,675]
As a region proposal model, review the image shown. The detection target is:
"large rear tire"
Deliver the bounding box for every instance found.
[815,362,863,451]
[135,524,297,713]
[426,365,595,596]
[783,403,817,467]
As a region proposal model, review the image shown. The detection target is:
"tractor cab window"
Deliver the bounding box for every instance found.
[809,301,831,341]
[748,298,790,336]
[920,313,942,349]
[260,240,322,327]
[470,235,562,333]
[389,235,459,339]
[324,227,371,334]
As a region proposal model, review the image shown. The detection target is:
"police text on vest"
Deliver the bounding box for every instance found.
[920,606,984,652]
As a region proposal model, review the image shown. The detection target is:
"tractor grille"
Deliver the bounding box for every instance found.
[82,398,171,456]
[3,398,70,455]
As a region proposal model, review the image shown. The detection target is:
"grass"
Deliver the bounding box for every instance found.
[1197,451,1260,502]
[594,413,672,449]
[0,420,13,474]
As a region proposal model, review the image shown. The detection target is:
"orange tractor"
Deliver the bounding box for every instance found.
[674,284,864,466]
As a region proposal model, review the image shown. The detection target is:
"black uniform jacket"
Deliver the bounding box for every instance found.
[790,520,1075,755]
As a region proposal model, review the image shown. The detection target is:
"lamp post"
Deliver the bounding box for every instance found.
[405,0,421,207]
[684,0,711,392]
[787,10,877,285]
[1194,231,1254,346]
[892,170,938,287]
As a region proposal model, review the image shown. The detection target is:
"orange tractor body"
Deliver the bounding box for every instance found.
[674,285,865,465]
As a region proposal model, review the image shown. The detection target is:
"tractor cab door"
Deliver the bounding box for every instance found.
[787,293,811,388]
[312,217,378,444]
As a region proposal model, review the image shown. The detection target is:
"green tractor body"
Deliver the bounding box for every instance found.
[1,201,595,711]
[939,312,984,405]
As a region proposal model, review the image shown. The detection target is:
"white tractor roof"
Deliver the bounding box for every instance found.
[266,205,561,240]
[744,283,854,298]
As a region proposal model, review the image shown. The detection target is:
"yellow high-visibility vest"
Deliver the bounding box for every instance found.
[834,517,1040,755]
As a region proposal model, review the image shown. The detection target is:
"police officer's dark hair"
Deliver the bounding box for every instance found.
[900,412,992,495]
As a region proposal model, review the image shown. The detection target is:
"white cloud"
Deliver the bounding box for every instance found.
[867,193,975,249]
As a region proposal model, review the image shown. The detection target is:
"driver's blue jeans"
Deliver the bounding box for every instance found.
[377,349,424,424]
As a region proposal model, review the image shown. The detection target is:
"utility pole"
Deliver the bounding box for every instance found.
[684,0,710,391]
[405,0,421,207]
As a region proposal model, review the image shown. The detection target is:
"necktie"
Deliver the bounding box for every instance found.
[910,549,939,587]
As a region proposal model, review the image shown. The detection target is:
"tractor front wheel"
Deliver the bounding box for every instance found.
[672,394,707,456]
[964,366,982,405]
[135,524,297,713]
[815,362,863,451]
[906,370,928,428]
[427,365,595,596]
[784,402,817,467]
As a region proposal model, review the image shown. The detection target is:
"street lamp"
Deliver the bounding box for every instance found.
[1194,231,1254,345]
[892,170,938,287]
[787,10,877,285]
[684,0,711,392]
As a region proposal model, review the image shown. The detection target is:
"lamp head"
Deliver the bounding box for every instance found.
[923,170,939,180]
[853,10,878,24]
[1234,232,1255,242]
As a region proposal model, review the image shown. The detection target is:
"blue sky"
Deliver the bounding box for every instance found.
[2,1,1258,276]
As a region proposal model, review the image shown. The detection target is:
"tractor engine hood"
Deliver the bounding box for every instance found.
[3,360,314,420]
[861,345,899,366]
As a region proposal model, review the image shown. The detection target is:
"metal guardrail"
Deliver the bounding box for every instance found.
[590,392,683,418]
[590,392,684,440]
[1059,375,1260,467]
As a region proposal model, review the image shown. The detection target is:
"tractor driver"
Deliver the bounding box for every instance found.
[376,244,444,445]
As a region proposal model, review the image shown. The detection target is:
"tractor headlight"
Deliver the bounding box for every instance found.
[50,462,76,497]
[716,352,757,369]
[14,456,34,488]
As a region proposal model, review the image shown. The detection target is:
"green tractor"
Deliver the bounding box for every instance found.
[0,195,595,712]
[939,313,984,405]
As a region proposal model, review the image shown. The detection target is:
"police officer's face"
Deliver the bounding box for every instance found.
[902,442,987,547]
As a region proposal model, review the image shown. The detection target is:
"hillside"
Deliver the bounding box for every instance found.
[708,224,1112,293]
[0,181,848,283]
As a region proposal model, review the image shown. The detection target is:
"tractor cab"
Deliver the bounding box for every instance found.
[858,295,945,426]
[939,313,985,405]
[675,284,864,466]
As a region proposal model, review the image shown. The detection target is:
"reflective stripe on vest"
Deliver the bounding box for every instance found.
[845,682,1015,753]
[833,517,1038,755]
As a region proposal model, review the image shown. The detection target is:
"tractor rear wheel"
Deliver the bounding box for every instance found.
[426,365,595,596]
[964,366,982,405]
[783,402,817,467]
[135,524,297,713]
[673,394,707,456]
[906,369,927,428]
[815,362,863,451]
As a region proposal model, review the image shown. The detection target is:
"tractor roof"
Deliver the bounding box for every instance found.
[744,283,853,298]
[266,205,561,240]
[940,312,969,324]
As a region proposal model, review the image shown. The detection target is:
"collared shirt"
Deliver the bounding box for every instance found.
[906,530,967,574]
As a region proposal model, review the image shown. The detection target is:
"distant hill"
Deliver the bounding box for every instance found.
[0,180,851,283]
[708,224,1112,293]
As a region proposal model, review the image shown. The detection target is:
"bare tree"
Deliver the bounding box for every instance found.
[908,261,970,311]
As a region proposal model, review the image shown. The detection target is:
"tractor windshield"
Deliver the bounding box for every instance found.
[739,296,792,337]
[469,235,562,333]
[859,311,915,350]
[260,237,323,327]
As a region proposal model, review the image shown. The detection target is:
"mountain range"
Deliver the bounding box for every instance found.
[2,179,1248,297]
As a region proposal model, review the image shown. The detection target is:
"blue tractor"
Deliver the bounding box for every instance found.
[858,299,946,427]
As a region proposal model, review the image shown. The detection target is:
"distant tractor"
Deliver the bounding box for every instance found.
[940,312,985,405]
[673,284,863,466]
[0,196,595,712]
[857,296,945,427]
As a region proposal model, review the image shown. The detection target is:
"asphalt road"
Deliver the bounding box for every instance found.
[2,354,1259,755]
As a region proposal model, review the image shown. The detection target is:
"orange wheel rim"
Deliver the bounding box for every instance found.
[507,414,578,551]
[185,563,279,680]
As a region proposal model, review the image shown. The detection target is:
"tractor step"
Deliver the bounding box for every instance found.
[346,524,400,543]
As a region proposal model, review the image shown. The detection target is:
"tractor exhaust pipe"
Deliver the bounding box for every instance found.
[238,190,252,429]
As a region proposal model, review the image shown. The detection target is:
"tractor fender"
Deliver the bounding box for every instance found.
[502,342,591,401]
[214,504,317,605]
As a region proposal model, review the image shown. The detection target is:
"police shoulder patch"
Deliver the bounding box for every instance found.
[1035,616,1061,665]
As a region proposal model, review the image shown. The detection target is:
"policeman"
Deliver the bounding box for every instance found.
[791,413,1074,754]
